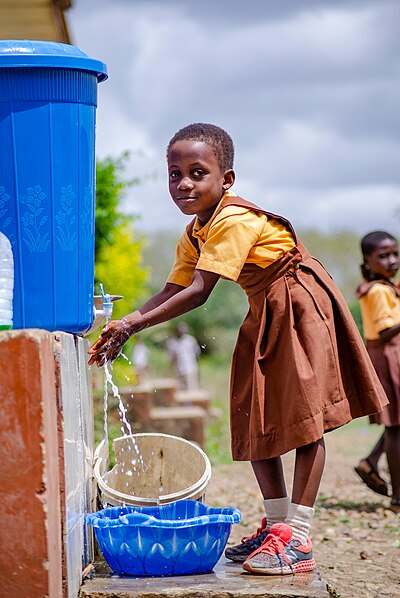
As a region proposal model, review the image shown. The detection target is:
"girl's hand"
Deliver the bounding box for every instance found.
[88,316,137,366]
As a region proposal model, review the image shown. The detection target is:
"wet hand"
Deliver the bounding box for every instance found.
[88,319,133,367]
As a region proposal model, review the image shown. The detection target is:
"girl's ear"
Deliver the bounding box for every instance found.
[222,169,235,191]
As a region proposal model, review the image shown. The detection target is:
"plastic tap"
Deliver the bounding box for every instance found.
[94,283,113,321]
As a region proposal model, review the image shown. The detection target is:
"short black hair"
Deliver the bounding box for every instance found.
[167,123,234,171]
[361,230,397,256]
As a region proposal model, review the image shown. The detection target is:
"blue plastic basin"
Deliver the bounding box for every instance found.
[86,499,241,576]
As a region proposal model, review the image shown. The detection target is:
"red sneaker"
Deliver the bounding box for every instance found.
[243,523,316,575]
[225,516,270,562]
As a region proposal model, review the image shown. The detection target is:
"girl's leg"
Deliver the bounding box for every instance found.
[251,456,287,499]
[292,437,326,506]
[365,432,385,471]
[384,425,400,503]
[354,430,388,496]
[251,457,290,526]
[225,457,287,562]
[286,437,326,545]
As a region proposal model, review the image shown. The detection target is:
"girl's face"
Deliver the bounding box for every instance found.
[365,238,399,280]
[168,140,234,224]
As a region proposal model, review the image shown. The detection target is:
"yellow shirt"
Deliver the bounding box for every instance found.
[360,283,400,340]
[167,192,295,286]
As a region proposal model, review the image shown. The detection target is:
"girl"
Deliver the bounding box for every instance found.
[88,123,387,575]
[354,231,400,514]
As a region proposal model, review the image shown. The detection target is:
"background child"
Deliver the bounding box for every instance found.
[88,123,387,575]
[354,231,400,513]
[131,338,149,383]
[166,322,201,390]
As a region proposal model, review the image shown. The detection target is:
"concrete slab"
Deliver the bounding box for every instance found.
[79,556,330,598]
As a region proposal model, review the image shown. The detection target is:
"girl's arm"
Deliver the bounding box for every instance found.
[88,269,220,366]
[379,323,400,344]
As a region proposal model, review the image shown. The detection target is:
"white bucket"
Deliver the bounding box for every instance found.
[93,433,212,507]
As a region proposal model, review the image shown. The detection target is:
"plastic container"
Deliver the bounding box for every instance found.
[86,499,241,576]
[0,231,14,329]
[94,433,212,507]
[0,40,107,333]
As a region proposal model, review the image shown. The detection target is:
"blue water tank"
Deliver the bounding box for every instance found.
[0,40,107,333]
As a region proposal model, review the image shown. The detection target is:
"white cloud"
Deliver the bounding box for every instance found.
[69,0,400,234]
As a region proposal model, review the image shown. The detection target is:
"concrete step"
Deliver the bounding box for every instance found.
[80,556,331,597]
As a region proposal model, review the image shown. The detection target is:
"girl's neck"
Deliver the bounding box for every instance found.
[368,272,392,283]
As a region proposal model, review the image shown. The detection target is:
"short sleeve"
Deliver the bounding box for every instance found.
[166,229,199,287]
[367,285,396,332]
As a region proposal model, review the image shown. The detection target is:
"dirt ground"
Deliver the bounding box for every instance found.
[205,420,400,598]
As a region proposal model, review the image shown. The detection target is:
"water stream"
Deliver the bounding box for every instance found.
[103,359,145,474]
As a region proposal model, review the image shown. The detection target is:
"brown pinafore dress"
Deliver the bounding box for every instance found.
[187,196,388,461]
[356,280,400,427]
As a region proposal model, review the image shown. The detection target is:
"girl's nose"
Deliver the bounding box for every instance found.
[177,176,193,190]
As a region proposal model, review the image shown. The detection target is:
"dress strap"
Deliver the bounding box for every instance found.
[185,195,298,252]
[356,279,400,299]
[186,218,199,252]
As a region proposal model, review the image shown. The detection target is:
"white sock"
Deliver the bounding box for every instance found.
[286,503,314,545]
[263,496,290,528]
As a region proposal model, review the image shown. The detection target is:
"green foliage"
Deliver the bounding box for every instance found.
[95,223,149,318]
[89,153,150,366]
[95,152,141,265]
[94,151,149,313]
[348,300,364,339]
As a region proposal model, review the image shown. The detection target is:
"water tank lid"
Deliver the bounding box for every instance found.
[0,40,107,82]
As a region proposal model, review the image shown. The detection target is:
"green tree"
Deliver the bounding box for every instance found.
[94,152,149,316]
[95,152,140,266]
[95,223,148,319]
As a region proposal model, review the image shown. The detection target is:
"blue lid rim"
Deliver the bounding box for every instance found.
[0,41,108,82]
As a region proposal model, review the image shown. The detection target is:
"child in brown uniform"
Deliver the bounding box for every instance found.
[88,123,387,575]
[354,231,400,513]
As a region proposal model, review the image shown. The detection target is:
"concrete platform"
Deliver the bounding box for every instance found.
[79,556,331,598]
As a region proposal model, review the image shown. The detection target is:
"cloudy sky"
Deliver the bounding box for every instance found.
[68,0,400,235]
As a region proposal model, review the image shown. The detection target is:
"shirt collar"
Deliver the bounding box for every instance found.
[192,190,236,241]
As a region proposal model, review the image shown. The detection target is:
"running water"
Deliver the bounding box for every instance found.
[103,359,144,472]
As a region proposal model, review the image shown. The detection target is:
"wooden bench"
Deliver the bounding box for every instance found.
[121,379,177,407]
[147,406,206,447]
[175,389,221,421]
[175,389,211,410]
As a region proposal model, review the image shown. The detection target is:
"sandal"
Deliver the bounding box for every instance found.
[354,459,389,496]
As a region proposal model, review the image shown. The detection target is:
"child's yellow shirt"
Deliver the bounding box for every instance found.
[360,283,400,340]
[167,192,295,286]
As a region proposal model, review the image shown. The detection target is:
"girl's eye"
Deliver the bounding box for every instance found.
[169,171,180,179]
[192,168,205,177]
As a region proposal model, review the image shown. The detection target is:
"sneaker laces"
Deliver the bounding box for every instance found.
[249,526,294,572]
[241,516,268,544]
[254,532,289,557]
